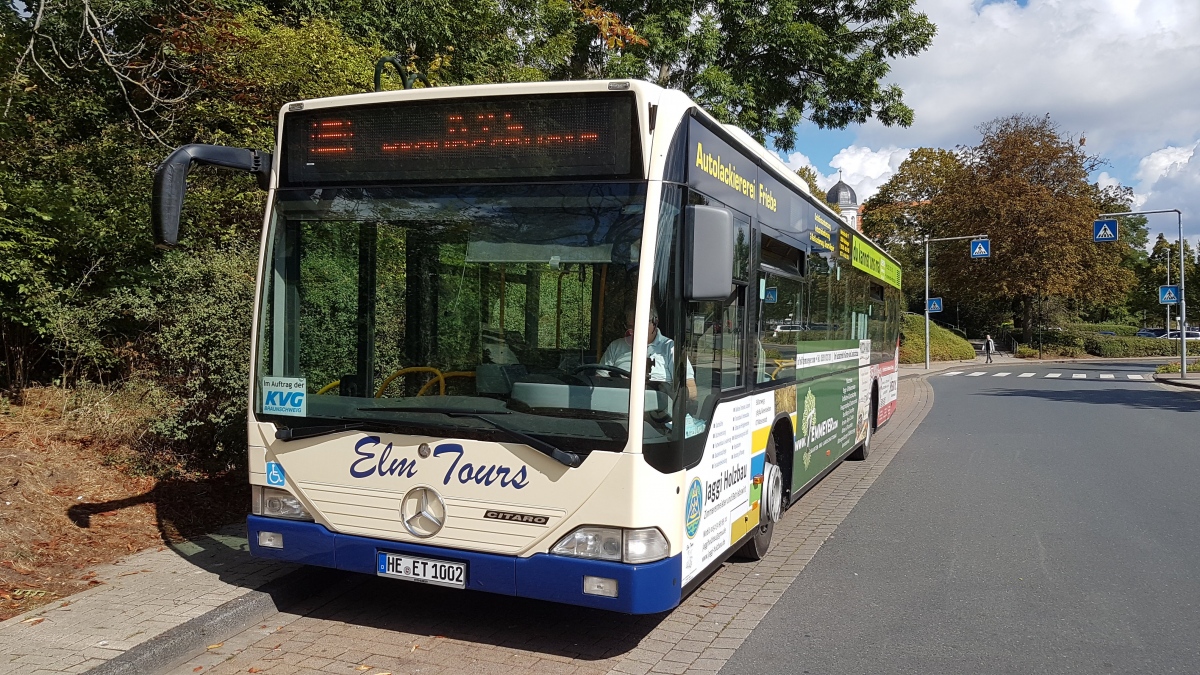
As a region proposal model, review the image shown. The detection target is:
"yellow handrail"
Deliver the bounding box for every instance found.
[415,371,476,397]
[770,359,796,380]
[316,380,340,395]
[375,367,445,398]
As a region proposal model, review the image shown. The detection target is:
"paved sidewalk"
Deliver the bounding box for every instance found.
[0,525,295,675]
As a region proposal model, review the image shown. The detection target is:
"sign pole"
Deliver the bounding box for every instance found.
[1101,209,1187,378]
[1179,211,1187,377]
[925,236,930,371]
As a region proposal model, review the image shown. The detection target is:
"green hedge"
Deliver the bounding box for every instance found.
[900,314,977,363]
[1083,335,1182,358]
[1067,323,1139,336]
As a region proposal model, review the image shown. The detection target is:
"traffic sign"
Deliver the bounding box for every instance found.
[1160,285,1180,305]
[764,287,778,303]
[970,239,991,258]
[927,297,943,313]
[1093,219,1118,242]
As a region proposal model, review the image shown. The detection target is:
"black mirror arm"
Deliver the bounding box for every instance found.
[151,144,272,249]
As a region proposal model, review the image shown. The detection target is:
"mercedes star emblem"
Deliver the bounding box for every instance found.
[400,486,446,538]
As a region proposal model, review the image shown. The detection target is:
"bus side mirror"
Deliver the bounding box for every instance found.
[684,205,734,300]
[152,144,273,249]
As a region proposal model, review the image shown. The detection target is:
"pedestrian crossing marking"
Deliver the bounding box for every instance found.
[1127,374,1144,380]
[1096,223,1115,240]
[1100,374,1114,379]
[966,371,986,377]
[993,372,1011,377]
[943,371,964,376]
[1045,373,1062,378]
[1072,373,1087,379]
[973,242,988,256]
[1162,288,1178,302]
[1018,373,1036,377]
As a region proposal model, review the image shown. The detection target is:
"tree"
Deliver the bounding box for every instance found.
[599,0,936,150]
[860,148,962,312]
[794,166,838,210]
[933,114,1136,343]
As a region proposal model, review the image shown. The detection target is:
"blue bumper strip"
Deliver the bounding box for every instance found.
[247,516,682,614]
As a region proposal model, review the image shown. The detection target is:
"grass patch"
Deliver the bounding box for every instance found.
[899,314,977,363]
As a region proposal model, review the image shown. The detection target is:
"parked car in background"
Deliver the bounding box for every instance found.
[1097,331,1117,336]
[1137,328,1167,338]
[1158,330,1200,340]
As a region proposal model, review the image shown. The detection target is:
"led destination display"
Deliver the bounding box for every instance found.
[282,93,640,186]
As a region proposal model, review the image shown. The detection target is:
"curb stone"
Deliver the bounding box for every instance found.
[83,567,338,675]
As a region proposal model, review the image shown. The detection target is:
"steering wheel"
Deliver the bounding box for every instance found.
[573,363,632,379]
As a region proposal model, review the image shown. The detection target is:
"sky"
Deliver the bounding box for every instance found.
[779,0,1200,247]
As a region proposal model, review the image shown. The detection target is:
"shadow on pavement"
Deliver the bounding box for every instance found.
[65,475,271,585]
[980,386,1200,413]
[303,573,666,660]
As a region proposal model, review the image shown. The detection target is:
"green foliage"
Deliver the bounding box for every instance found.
[1015,345,1038,359]
[1083,335,1180,359]
[1067,323,1138,336]
[1156,361,1200,374]
[123,246,259,473]
[898,314,976,363]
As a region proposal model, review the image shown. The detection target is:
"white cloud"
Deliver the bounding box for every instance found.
[828,146,913,202]
[782,146,912,202]
[1132,142,1200,239]
[854,0,1200,168]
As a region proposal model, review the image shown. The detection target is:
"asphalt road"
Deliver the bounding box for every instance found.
[722,361,1200,675]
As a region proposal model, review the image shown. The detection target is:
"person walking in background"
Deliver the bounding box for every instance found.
[984,334,995,363]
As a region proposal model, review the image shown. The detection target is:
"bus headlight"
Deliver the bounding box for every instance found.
[252,486,313,521]
[551,526,669,564]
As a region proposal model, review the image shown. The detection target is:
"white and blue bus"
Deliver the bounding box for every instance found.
[152,79,902,614]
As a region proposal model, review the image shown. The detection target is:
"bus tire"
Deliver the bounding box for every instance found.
[735,436,782,561]
[848,383,878,461]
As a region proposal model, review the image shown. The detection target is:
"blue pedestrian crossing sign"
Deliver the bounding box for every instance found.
[970,239,991,258]
[1093,219,1118,242]
[927,297,943,313]
[1159,285,1180,305]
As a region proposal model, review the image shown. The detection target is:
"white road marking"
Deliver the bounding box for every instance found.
[1018,373,1036,377]
[1045,373,1062,378]
[1127,374,1144,380]
[1100,374,1114,379]
[966,372,986,377]
[944,371,964,376]
[1072,373,1087,379]
[993,372,1012,377]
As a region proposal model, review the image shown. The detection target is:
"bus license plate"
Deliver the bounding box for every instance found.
[376,552,466,589]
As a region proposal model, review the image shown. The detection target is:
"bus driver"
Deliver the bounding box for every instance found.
[600,306,698,401]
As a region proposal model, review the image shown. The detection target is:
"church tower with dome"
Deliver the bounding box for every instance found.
[825,172,859,230]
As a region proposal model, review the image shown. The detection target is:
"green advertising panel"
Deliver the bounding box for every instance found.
[851,236,902,290]
[791,372,859,488]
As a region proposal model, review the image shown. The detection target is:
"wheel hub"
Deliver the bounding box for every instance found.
[764,462,783,523]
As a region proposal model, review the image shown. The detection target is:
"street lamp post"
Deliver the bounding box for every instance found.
[1100,209,1187,378]
[925,234,989,370]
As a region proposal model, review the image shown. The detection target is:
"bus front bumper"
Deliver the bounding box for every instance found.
[247,515,682,614]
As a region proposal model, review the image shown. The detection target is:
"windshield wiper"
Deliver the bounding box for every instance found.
[363,406,582,468]
[275,420,407,442]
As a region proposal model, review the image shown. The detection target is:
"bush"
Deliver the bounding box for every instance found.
[1067,323,1138,336]
[1156,361,1200,373]
[1016,345,1038,358]
[122,245,258,474]
[899,314,977,363]
[1082,335,1180,358]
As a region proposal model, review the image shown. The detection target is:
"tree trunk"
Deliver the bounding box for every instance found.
[1022,297,1034,344]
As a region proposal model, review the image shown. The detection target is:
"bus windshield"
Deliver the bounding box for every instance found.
[255,183,651,453]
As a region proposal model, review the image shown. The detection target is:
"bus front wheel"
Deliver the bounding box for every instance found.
[735,436,782,561]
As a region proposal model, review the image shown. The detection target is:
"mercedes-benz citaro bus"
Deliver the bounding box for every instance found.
[151,79,903,614]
